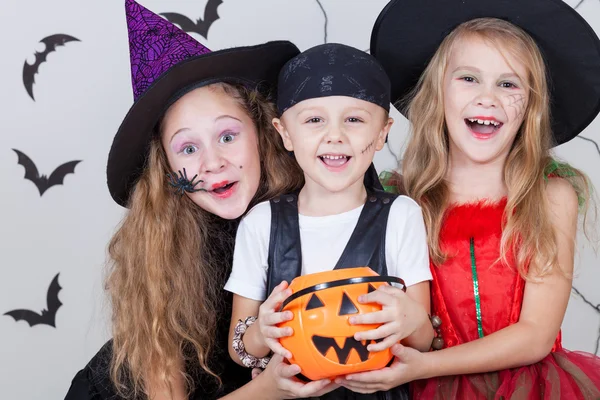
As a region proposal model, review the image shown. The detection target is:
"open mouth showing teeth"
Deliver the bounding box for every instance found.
[212,182,236,193]
[319,154,351,167]
[465,118,503,134]
[312,335,383,364]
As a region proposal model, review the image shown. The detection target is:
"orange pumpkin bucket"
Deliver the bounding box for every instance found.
[277,267,406,380]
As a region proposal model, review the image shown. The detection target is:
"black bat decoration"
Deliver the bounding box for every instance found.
[160,0,223,39]
[13,149,82,196]
[4,273,62,328]
[23,34,80,101]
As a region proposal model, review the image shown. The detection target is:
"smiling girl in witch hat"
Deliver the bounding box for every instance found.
[337,0,600,398]
[62,0,359,398]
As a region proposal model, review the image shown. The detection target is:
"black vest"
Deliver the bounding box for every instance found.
[266,190,409,400]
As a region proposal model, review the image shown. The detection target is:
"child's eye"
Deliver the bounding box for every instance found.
[306,117,323,123]
[347,117,363,123]
[182,145,197,155]
[219,132,238,144]
[461,76,476,83]
[500,81,518,89]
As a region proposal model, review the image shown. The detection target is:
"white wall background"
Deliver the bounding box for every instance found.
[1,1,599,399]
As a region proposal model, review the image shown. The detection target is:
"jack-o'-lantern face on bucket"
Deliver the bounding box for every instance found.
[306,283,379,365]
[278,267,405,380]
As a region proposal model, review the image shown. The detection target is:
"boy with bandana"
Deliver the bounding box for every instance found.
[225,43,435,399]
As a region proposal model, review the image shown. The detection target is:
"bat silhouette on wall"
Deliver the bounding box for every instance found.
[4,273,62,328]
[23,34,80,101]
[13,149,82,196]
[160,0,223,39]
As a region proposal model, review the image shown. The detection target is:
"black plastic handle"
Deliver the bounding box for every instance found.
[279,275,406,311]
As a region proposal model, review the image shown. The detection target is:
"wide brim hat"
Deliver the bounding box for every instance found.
[370,0,600,146]
[107,1,300,207]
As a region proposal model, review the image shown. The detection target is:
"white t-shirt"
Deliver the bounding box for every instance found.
[224,196,432,301]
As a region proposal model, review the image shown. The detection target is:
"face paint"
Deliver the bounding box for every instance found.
[160,85,261,220]
[443,36,529,166]
[360,140,375,154]
[506,93,526,120]
[276,96,388,195]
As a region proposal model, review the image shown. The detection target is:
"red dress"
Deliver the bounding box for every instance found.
[411,199,600,399]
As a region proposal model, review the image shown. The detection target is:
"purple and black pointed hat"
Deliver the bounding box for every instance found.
[107,0,300,207]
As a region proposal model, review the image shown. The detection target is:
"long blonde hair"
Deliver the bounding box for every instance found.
[402,18,593,278]
[107,82,303,398]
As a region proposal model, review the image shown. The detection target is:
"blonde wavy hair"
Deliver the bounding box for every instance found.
[106,82,304,398]
[402,18,594,278]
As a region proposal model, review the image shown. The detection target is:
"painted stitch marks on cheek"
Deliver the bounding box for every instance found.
[506,94,527,121]
[360,140,375,154]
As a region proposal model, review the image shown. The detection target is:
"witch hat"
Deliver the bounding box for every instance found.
[107,0,300,207]
[370,0,600,146]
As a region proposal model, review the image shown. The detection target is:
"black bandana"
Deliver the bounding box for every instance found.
[277,43,391,115]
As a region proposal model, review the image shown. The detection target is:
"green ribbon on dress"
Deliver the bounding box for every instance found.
[544,159,586,207]
[470,237,485,339]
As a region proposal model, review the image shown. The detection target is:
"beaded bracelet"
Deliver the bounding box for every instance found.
[232,316,271,369]
[430,314,444,350]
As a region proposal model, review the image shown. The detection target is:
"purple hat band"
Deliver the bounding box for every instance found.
[125,0,211,101]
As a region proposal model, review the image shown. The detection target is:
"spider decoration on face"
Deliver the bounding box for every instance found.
[166,168,206,195]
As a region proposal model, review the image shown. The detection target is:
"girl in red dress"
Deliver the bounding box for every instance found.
[337,0,600,398]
